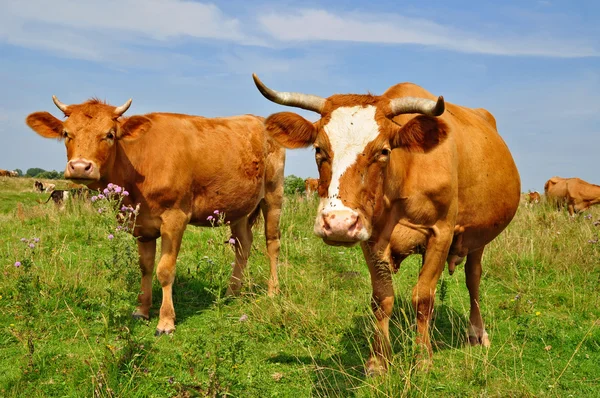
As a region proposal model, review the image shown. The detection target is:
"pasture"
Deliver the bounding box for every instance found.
[1,177,599,397]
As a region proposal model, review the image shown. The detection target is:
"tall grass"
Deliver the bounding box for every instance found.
[1,178,599,397]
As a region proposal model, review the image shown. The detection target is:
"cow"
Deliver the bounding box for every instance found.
[0,169,17,177]
[34,180,45,192]
[252,74,520,372]
[545,176,600,215]
[304,177,319,197]
[526,191,541,205]
[9,170,18,177]
[41,188,89,208]
[25,96,285,335]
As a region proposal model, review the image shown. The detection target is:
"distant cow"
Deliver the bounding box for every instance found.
[545,176,600,215]
[0,169,11,177]
[9,171,18,177]
[304,178,319,197]
[253,74,520,372]
[42,188,88,208]
[34,180,55,193]
[26,95,285,336]
[526,191,541,205]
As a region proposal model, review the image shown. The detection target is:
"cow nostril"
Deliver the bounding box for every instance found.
[84,163,92,172]
[321,214,331,231]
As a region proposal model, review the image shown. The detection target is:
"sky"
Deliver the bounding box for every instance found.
[1,0,599,192]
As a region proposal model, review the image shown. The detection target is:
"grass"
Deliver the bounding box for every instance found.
[1,176,599,397]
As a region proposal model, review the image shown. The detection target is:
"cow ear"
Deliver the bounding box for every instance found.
[26,112,64,139]
[390,115,449,153]
[264,112,317,149]
[119,116,151,140]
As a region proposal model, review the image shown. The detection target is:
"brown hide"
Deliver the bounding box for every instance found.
[26,98,285,334]
[255,76,520,372]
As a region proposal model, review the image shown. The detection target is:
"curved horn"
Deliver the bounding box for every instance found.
[389,96,445,117]
[252,73,326,114]
[114,98,132,117]
[52,95,69,113]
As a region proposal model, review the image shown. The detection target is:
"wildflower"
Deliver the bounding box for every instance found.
[103,188,110,195]
[121,205,127,212]
[98,209,103,214]
[108,234,114,240]
[29,243,35,249]
[107,183,114,189]
[20,238,27,242]
[228,238,236,245]
[214,209,220,215]
[535,311,541,316]
[207,215,214,221]
[91,196,98,202]
[123,191,129,196]
[34,238,40,243]
[585,214,593,220]
[115,186,122,193]
[239,314,248,322]
[14,261,21,268]
[98,194,105,200]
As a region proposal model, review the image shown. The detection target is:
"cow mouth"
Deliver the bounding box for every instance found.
[65,177,98,185]
[322,238,360,247]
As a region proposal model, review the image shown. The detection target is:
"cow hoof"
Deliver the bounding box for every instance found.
[468,333,491,347]
[131,310,149,321]
[365,358,387,377]
[155,327,175,336]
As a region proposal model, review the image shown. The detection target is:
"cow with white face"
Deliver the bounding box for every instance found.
[253,74,521,373]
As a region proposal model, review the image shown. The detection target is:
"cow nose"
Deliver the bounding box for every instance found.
[67,159,94,177]
[319,210,362,240]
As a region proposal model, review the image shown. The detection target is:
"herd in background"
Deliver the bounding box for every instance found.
[525,176,600,215]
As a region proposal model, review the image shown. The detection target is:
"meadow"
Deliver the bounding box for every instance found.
[1,177,599,397]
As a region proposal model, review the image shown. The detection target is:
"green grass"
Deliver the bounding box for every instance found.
[1,177,599,397]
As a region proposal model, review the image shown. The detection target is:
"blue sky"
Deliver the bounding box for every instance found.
[1,0,599,192]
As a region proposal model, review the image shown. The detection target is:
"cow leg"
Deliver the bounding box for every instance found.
[412,224,453,370]
[155,210,188,335]
[133,239,156,320]
[261,194,282,296]
[465,247,490,347]
[362,242,395,376]
[226,217,253,296]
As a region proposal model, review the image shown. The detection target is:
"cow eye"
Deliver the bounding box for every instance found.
[62,130,69,139]
[381,148,391,156]
[106,131,115,140]
[314,147,321,154]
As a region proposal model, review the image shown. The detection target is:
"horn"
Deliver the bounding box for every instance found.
[52,95,69,113]
[252,73,326,114]
[114,98,132,117]
[389,96,445,117]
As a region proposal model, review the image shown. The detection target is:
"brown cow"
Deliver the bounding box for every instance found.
[26,96,285,335]
[253,74,520,372]
[0,169,11,177]
[545,176,600,215]
[526,191,541,205]
[304,177,319,197]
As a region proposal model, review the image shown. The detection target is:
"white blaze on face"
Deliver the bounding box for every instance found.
[318,105,380,213]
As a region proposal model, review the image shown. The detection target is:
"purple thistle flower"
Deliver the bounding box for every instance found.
[107,183,114,189]
[239,314,248,322]
[98,209,103,214]
[91,196,98,202]
[121,206,128,212]
[14,261,21,268]
[115,186,122,193]
[28,243,35,249]
[207,215,214,221]
[20,238,27,242]
[214,210,220,215]
[98,194,105,200]
[228,238,236,245]
[34,238,40,243]
[108,234,114,240]
[123,191,129,196]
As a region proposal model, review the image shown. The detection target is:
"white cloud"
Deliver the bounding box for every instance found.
[0,0,263,65]
[258,9,599,58]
